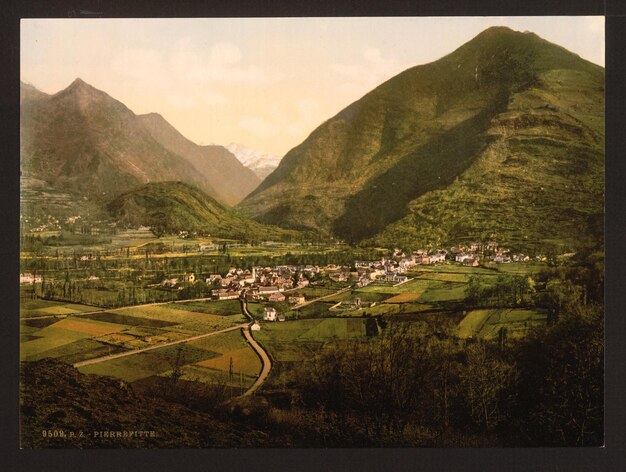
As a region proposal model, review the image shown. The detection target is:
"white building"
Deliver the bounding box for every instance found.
[263,307,277,322]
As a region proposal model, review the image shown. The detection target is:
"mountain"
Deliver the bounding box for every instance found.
[139,115,261,205]
[239,27,604,251]
[20,79,256,207]
[225,143,282,180]
[20,79,216,200]
[106,181,301,241]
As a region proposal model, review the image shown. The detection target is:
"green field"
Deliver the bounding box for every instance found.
[77,329,259,387]
[255,318,366,359]
[111,305,246,332]
[20,299,97,318]
[168,299,242,316]
[458,308,547,339]
[20,317,131,359]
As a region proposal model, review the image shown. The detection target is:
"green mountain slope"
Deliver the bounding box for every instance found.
[139,113,261,205]
[239,27,604,250]
[106,181,302,241]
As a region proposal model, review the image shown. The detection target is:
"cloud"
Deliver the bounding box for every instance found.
[170,38,285,86]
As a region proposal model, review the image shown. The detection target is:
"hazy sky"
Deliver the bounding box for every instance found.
[21,17,604,156]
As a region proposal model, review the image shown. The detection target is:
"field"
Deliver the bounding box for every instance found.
[20,299,98,318]
[20,296,248,369]
[77,329,261,388]
[20,316,131,359]
[255,318,365,363]
[20,245,549,400]
[111,304,246,332]
[458,308,547,339]
[169,299,242,315]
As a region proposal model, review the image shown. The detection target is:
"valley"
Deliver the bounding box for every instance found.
[19,25,604,448]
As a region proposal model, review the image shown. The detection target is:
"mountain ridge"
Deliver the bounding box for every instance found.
[20,79,260,208]
[138,113,261,205]
[106,181,303,241]
[239,26,604,250]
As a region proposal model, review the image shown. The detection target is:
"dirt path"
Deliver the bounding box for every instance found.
[238,301,272,397]
[72,323,247,368]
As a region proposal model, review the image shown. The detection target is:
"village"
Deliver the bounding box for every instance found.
[136,242,531,323]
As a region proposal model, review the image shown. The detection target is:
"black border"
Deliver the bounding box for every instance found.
[3,1,624,471]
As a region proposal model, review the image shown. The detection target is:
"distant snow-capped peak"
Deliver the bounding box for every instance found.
[225,143,282,180]
[226,143,281,167]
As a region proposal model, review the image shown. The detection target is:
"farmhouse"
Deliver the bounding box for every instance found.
[429,253,446,263]
[289,294,306,304]
[20,273,42,284]
[161,278,179,288]
[259,286,280,295]
[268,292,286,302]
[218,290,240,300]
[183,272,195,283]
[263,307,277,321]
[394,275,409,284]
[463,258,480,267]
[251,321,261,331]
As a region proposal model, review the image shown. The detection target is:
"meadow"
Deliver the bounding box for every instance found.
[458,308,547,339]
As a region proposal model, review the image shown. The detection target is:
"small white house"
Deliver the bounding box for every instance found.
[20,273,42,284]
[263,307,277,322]
[251,321,261,331]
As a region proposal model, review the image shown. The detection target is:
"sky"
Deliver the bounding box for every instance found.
[21,16,604,157]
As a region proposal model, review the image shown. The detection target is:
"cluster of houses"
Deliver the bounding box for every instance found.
[160,265,315,304]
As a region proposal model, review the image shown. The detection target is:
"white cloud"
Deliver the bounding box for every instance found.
[170,38,285,86]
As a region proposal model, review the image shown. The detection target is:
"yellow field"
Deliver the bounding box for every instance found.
[21,326,88,358]
[385,292,423,303]
[50,317,129,336]
[37,306,88,315]
[195,347,261,376]
[113,305,244,331]
[188,330,247,353]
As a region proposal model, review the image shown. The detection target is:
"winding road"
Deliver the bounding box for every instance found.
[239,300,272,397]
[65,297,273,399]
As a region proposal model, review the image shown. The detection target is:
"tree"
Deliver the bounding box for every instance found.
[460,342,514,431]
